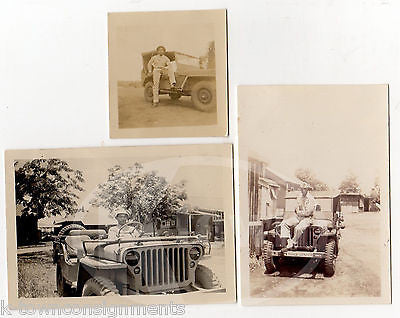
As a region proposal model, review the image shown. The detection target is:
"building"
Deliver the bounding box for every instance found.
[336,193,365,213]
[148,208,224,241]
[262,166,303,214]
[248,158,297,255]
[285,190,339,214]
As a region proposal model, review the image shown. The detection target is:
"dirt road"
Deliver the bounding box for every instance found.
[250,212,384,298]
[118,86,217,129]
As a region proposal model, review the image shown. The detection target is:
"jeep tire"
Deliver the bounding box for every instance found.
[195,265,221,289]
[191,81,216,112]
[324,239,337,277]
[144,82,153,103]
[82,277,119,296]
[262,240,276,274]
[56,263,72,297]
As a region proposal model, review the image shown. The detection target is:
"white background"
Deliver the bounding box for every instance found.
[1,0,399,317]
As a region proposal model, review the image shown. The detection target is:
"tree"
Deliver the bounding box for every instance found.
[207,41,215,69]
[90,163,187,225]
[15,159,85,219]
[200,41,216,69]
[295,168,329,191]
[370,178,380,204]
[338,173,361,193]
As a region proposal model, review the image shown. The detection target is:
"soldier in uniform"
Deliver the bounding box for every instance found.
[108,209,140,239]
[147,45,177,106]
[280,182,316,251]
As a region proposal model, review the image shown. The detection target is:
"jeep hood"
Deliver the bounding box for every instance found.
[86,239,202,264]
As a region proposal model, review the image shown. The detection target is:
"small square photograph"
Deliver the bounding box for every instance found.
[238,85,391,305]
[5,144,236,308]
[108,10,228,138]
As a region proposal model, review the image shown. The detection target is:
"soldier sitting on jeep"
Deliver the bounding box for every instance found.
[281,182,316,251]
[107,209,140,239]
[146,45,177,107]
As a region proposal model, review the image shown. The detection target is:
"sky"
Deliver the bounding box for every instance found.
[16,145,232,225]
[112,22,214,81]
[239,85,389,193]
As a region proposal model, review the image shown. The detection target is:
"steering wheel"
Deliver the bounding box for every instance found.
[117,221,145,238]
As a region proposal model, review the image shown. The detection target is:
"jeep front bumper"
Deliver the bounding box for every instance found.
[271,250,326,259]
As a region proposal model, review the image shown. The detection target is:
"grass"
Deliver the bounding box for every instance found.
[249,252,263,272]
[17,250,58,298]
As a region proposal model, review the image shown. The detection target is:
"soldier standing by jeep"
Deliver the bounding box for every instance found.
[108,209,140,239]
[147,45,177,106]
[280,182,316,251]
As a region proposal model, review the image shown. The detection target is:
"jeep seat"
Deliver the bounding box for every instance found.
[69,229,106,239]
[65,235,91,257]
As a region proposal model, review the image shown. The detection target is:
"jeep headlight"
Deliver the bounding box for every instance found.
[189,247,201,260]
[125,251,140,266]
[314,228,322,235]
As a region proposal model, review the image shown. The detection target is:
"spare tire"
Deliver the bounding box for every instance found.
[82,277,119,296]
[58,224,86,237]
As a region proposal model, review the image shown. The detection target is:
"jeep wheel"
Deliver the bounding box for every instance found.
[195,265,221,289]
[191,81,216,112]
[56,264,71,297]
[262,240,276,274]
[144,82,153,103]
[82,277,119,296]
[169,92,181,100]
[58,224,86,237]
[324,239,337,277]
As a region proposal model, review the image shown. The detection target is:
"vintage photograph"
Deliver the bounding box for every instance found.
[108,10,228,138]
[5,144,235,307]
[238,85,391,305]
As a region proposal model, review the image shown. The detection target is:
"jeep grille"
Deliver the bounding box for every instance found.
[297,227,315,247]
[140,247,190,290]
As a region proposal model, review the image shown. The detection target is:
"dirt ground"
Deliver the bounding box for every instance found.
[118,86,217,129]
[17,241,226,298]
[200,242,226,287]
[17,245,58,298]
[249,212,383,298]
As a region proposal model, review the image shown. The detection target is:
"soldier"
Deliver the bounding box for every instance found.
[280,182,316,251]
[147,45,177,106]
[108,209,140,239]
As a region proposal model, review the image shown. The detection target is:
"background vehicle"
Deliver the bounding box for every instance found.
[141,51,217,112]
[262,208,344,277]
[53,222,222,296]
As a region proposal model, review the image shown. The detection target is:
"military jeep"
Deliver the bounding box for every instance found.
[141,51,217,112]
[53,222,222,296]
[262,207,344,277]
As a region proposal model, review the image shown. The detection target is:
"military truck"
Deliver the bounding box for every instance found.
[141,51,217,112]
[53,222,222,296]
[262,207,344,277]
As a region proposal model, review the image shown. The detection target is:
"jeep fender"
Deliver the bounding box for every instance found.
[183,76,215,91]
[76,256,127,296]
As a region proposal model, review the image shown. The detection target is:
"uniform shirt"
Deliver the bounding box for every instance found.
[108,225,140,239]
[295,192,316,218]
[147,54,171,72]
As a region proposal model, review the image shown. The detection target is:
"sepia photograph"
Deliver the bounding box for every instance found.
[108,10,228,138]
[238,85,391,305]
[5,144,236,308]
